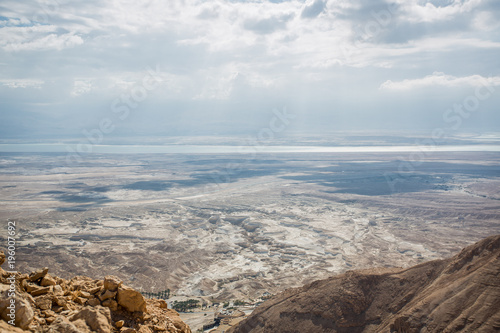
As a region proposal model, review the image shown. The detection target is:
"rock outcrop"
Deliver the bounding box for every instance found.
[230,234,500,333]
[0,260,191,333]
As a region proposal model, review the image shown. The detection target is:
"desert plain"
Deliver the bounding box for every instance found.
[1,150,499,329]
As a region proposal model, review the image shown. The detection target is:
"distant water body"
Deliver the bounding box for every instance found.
[1,144,500,154]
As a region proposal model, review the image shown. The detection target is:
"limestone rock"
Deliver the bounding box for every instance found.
[42,309,56,317]
[104,275,122,291]
[88,286,102,295]
[69,306,112,333]
[0,263,191,333]
[28,267,49,282]
[34,295,53,310]
[120,328,137,333]
[87,297,100,306]
[27,285,51,297]
[138,325,153,333]
[102,298,118,311]
[47,316,91,333]
[0,285,34,330]
[74,296,87,305]
[117,285,147,313]
[40,275,57,287]
[53,296,67,308]
[0,320,29,333]
[158,299,168,309]
[53,285,64,296]
[164,309,190,333]
[98,289,116,301]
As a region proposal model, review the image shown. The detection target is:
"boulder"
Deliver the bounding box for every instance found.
[138,325,153,333]
[74,296,87,305]
[69,306,111,333]
[28,267,49,282]
[117,285,147,313]
[87,297,100,306]
[164,309,191,333]
[88,286,102,295]
[98,289,116,301]
[53,285,64,296]
[158,299,168,309]
[40,275,57,287]
[0,285,34,329]
[34,295,53,310]
[53,296,67,308]
[47,316,91,333]
[102,298,118,311]
[26,284,51,297]
[120,328,137,333]
[42,309,56,318]
[103,275,122,291]
[0,264,192,333]
[0,320,29,332]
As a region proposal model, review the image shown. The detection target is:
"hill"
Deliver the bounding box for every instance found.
[229,234,500,333]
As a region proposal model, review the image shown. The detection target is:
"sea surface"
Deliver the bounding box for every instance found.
[0,143,500,154]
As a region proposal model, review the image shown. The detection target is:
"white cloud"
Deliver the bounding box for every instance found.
[395,0,483,23]
[71,79,93,97]
[380,72,500,90]
[0,24,84,51]
[7,33,83,51]
[0,79,44,89]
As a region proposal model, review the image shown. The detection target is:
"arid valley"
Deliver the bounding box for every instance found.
[1,149,499,331]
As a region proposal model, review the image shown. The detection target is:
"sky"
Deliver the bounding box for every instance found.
[0,0,499,142]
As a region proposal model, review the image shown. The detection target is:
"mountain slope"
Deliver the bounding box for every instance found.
[229,234,500,333]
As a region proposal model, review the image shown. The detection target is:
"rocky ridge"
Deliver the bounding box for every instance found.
[229,234,500,333]
[0,251,191,333]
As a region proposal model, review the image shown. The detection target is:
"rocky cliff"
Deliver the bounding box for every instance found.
[229,234,500,333]
[0,252,191,333]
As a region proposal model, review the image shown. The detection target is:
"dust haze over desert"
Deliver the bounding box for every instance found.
[1,0,500,332]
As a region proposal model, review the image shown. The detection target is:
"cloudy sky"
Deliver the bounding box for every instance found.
[0,0,499,142]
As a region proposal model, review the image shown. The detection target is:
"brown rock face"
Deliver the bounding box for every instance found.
[230,234,500,333]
